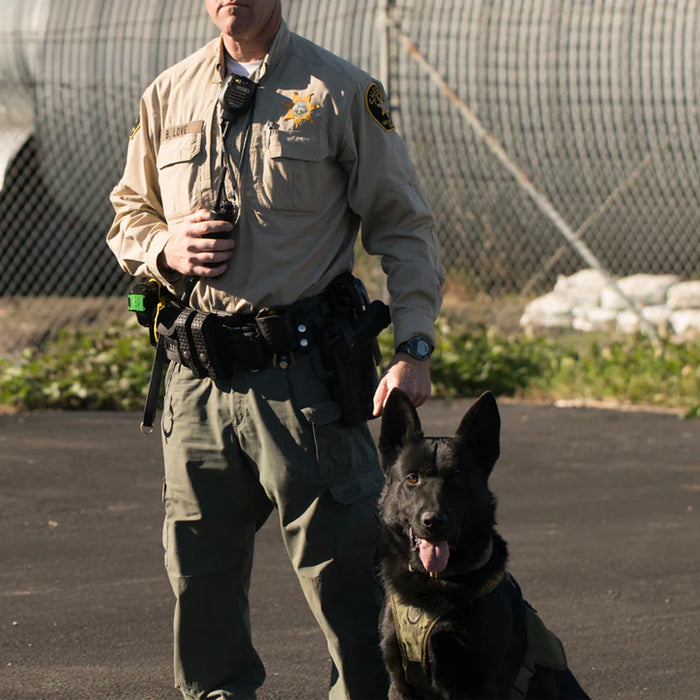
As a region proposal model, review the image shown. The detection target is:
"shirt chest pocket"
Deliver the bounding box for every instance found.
[262,128,330,213]
[157,131,206,219]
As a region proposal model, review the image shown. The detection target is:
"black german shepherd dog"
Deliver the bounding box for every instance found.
[377,389,588,699]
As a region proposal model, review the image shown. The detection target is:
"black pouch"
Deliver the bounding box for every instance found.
[156,307,233,381]
[157,308,205,377]
[191,312,234,382]
[255,307,296,354]
[228,326,268,372]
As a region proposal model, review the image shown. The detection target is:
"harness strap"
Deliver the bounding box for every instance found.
[390,570,571,698]
[509,636,536,699]
[390,593,447,697]
[390,571,506,693]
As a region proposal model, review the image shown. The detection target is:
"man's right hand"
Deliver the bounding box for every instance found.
[158,209,236,278]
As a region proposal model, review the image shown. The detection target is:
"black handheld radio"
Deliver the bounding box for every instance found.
[219,74,257,123]
[208,74,257,226]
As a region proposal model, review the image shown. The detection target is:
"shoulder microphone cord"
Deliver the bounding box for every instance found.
[182,74,258,306]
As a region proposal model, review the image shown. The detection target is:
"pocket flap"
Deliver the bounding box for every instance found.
[267,128,326,162]
[157,132,203,168]
[329,469,385,505]
[301,401,342,426]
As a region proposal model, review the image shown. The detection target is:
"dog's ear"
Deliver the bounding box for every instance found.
[455,391,501,477]
[378,388,424,470]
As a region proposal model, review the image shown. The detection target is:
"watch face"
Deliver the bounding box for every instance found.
[409,336,432,359]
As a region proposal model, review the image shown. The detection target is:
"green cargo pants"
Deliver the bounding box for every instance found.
[160,352,389,699]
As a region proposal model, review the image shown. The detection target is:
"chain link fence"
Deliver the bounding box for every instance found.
[1,1,699,354]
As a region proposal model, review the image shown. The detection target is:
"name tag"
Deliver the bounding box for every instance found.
[162,120,204,141]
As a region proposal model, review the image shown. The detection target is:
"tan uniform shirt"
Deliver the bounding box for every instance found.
[108,21,443,344]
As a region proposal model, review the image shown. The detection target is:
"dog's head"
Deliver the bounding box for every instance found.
[378,389,501,577]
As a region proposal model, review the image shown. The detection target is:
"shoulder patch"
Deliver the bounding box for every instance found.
[365,83,395,132]
[129,118,141,140]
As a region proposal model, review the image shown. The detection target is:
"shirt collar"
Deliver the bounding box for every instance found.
[259,19,291,78]
[216,36,227,78]
[213,19,291,82]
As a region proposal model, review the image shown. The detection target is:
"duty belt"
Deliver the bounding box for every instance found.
[137,273,391,434]
[171,309,312,375]
[136,297,324,434]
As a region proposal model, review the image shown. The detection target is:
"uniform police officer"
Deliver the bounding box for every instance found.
[108,1,443,697]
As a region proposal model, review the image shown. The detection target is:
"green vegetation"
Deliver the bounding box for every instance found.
[0,321,153,411]
[1,318,698,417]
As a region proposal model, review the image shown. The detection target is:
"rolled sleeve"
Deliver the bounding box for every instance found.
[107,89,183,292]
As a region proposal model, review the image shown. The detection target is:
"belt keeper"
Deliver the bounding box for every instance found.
[174,309,195,367]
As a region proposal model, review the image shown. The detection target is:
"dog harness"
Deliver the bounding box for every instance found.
[389,572,568,698]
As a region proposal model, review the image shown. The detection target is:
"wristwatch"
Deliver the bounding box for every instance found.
[396,335,434,361]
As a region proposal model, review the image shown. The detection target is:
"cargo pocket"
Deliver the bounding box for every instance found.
[310,418,385,504]
[288,355,384,504]
[299,400,383,504]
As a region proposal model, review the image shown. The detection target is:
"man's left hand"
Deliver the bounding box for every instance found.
[372,353,431,416]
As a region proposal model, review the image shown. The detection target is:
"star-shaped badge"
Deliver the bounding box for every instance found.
[282,92,319,128]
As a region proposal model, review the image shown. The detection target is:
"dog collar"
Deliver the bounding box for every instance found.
[477,568,505,597]
[471,539,494,571]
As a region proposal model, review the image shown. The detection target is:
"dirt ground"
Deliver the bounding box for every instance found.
[0,297,127,358]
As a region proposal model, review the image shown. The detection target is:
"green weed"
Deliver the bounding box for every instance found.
[0,321,152,411]
[1,318,698,418]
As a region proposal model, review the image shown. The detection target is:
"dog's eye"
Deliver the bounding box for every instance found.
[406,473,420,485]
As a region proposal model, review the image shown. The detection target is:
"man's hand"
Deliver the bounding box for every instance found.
[372,353,431,416]
[158,209,235,277]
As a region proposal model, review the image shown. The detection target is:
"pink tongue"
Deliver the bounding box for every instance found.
[417,539,450,573]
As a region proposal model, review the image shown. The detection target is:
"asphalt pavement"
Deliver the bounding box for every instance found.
[1,401,698,699]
